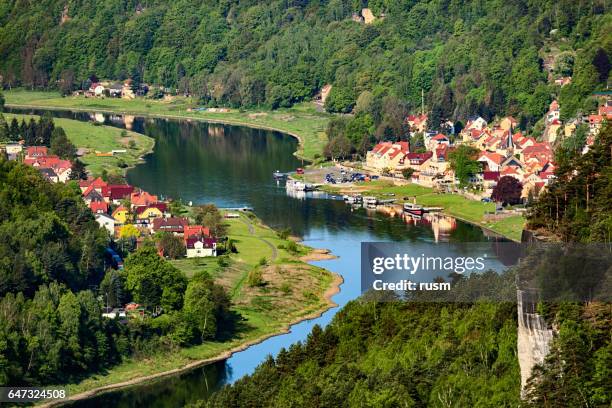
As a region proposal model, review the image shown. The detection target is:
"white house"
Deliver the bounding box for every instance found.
[93,85,105,96]
[186,237,217,258]
[95,213,115,235]
[5,143,23,155]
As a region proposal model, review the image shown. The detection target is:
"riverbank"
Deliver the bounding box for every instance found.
[320,180,525,242]
[40,211,341,407]
[3,112,154,176]
[4,90,330,162]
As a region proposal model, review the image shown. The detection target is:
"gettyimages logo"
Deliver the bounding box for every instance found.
[361,242,611,303]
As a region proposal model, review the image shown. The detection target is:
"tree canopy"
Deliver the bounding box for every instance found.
[0,0,608,122]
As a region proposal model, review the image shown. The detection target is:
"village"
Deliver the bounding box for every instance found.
[360,98,612,202]
[2,144,220,260]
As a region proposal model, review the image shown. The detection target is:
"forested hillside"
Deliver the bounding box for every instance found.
[199,298,522,407]
[527,123,612,242]
[0,159,232,386]
[0,0,610,124]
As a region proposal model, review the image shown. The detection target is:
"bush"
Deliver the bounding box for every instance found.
[247,267,265,287]
[286,240,299,255]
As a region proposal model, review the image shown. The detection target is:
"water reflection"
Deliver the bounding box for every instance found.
[7,107,500,407]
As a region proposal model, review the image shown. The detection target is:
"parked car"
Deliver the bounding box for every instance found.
[296,168,304,174]
[481,197,492,203]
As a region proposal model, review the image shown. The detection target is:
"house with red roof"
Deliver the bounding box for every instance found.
[79,177,107,193]
[427,134,450,151]
[589,114,605,135]
[477,152,505,172]
[23,153,73,183]
[102,184,135,204]
[152,217,188,234]
[183,225,211,240]
[89,200,109,214]
[405,114,428,132]
[365,141,410,171]
[186,237,217,258]
[405,151,433,170]
[465,116,487,131]
[25,146,48,159]
[82,184,104,204]
[135,203,168,221]
[130,190,158,208]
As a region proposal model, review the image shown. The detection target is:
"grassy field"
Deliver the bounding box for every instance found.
[3,112,154,176]
[324,181,526,241]
[57,211,336,397]
[4,89,330,161]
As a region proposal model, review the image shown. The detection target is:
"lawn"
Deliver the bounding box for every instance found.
[56,211,336,398]
[4,89,330,161]
[3,112,154,176]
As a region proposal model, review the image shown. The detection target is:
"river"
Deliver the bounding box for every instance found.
[8,108,500,407]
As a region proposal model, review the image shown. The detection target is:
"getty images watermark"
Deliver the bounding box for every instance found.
[360,242,611,303]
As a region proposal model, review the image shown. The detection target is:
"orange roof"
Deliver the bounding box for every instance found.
[589,114,603,124]
[183,225,211,240]
[479,152,505,165]
[80,177,107,189]
[130,191,158,207]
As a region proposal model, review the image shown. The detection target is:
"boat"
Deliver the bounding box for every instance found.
[286,179,314,191]
[404,202,428,216]
[363,196,378,205]
[273,170,286,179]
[345,195,363,204]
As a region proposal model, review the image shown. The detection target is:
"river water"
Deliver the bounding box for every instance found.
[8,108,501,407]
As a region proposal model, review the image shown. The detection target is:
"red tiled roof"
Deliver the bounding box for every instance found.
[26,146,48,157]
[152,217,188,232]
[184,225,211,240]
[406,151,432,164]
[131,191,158,207]
[431,134,448,141]
[79,177,107,189]
[186,237,216,249]
[479,152,505,165]
[89,201,108,214]
[102,184,134,200]
[134,203,168,215]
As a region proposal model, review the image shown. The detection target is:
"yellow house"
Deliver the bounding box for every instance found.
[136,206,164,220]
[112,205,130,225]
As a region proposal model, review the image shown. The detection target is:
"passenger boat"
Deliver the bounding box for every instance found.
[403,202,427,216]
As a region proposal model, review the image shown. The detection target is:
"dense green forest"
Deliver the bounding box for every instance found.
[0,159,233,385]
[199,296,522,407]
[527,123,612,242]
[0,0,610,125]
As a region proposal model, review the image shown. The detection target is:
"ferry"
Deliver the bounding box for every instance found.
[404,202,427,216]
